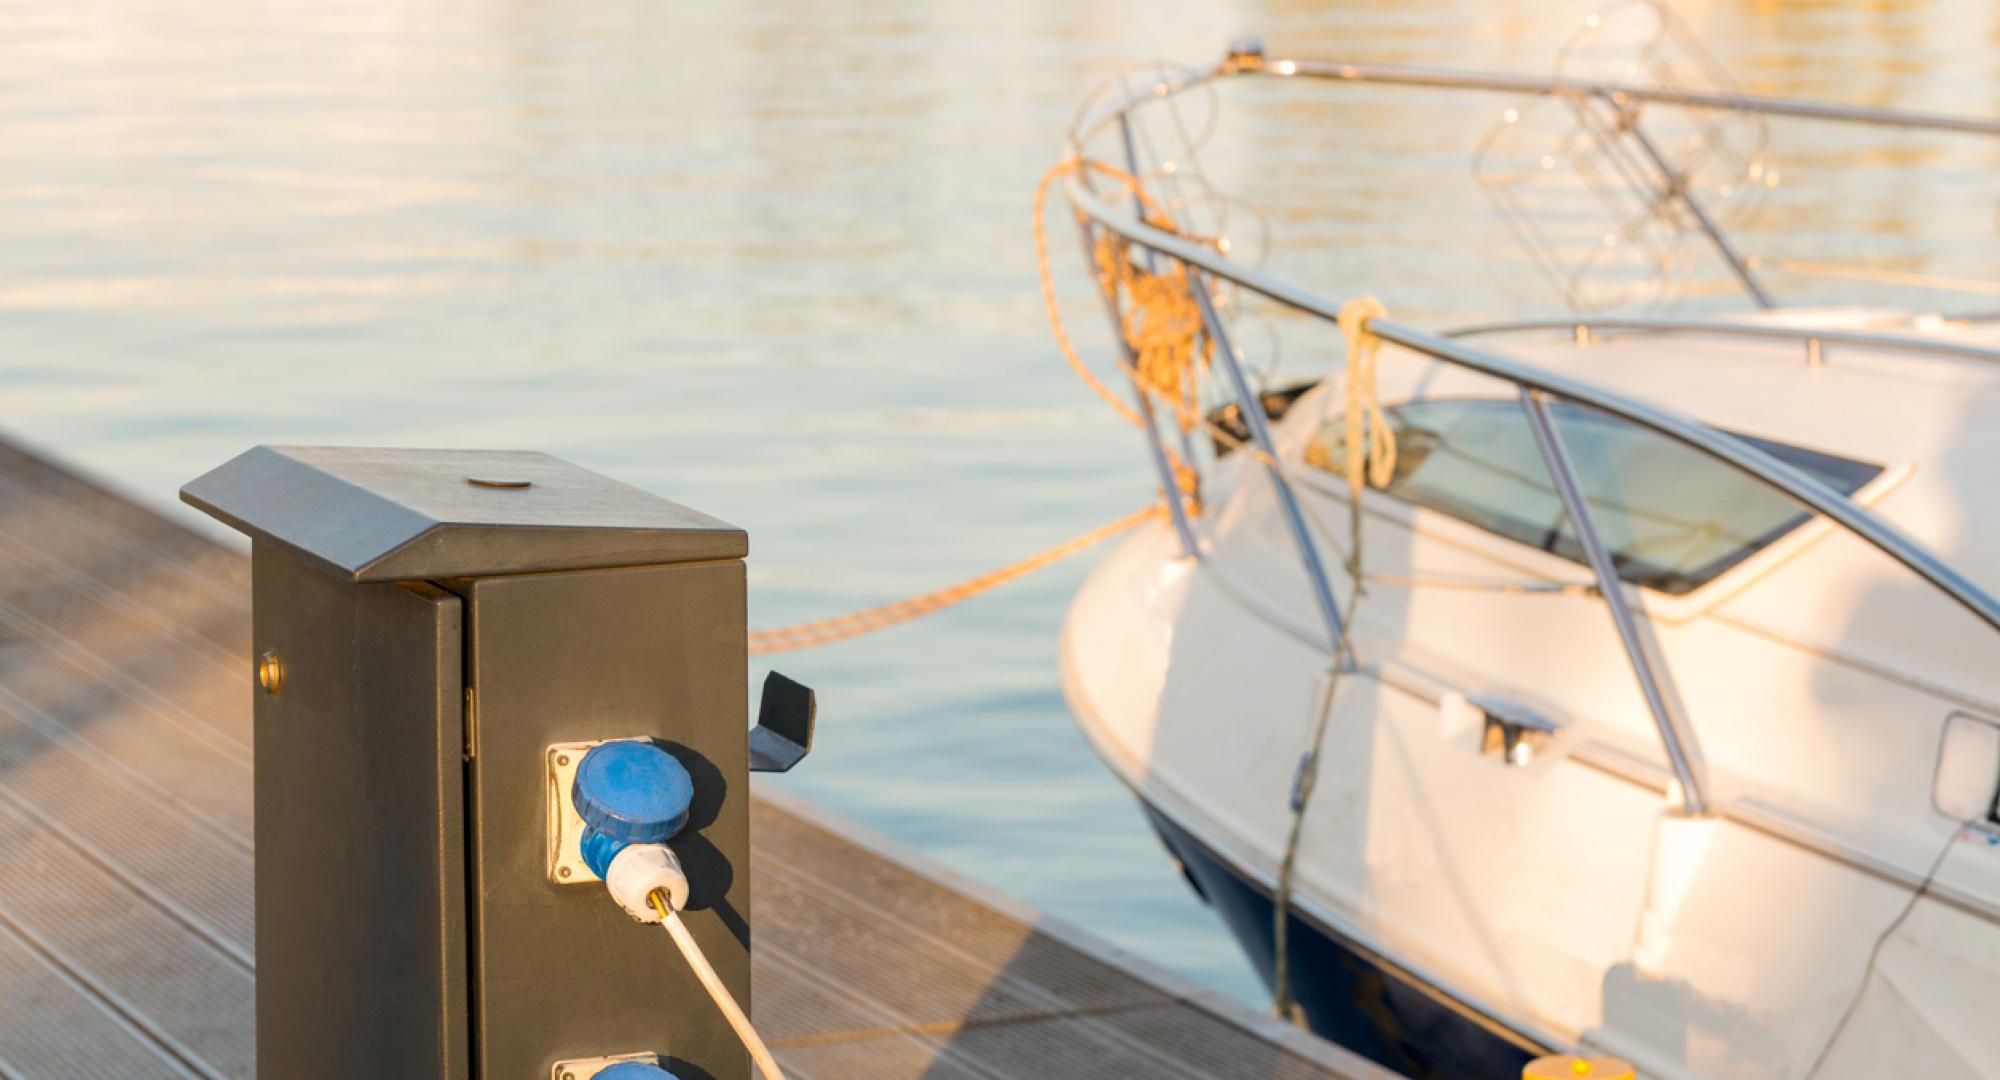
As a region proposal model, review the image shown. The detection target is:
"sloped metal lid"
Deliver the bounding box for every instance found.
[182,446,746,583]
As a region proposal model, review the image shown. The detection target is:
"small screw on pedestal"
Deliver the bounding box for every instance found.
[257,651,284,695]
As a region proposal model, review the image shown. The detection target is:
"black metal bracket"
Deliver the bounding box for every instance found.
[748,671,815,773]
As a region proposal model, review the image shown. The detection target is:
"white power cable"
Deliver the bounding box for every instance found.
[648,891,788,1080]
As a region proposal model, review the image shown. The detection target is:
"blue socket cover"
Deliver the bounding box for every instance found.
[594,1063,680,1080]
[572,739,693,877]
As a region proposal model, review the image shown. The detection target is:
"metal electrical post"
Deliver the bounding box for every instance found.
[184,446,781,1080]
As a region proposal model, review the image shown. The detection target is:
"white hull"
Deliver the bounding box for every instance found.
[1062,319,2000,1078]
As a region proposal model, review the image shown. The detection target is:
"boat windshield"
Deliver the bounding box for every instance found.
[1307,398,1883,595]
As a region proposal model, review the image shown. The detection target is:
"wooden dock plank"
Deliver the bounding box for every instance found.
[0,690,255,956]
[0,443,250,607]
[0,673,253,845]
[0,433,1387,1080]
[0,532,251,752]
[0,796,253,1075]
[0,919,204,1080]
[748,783,1385,1080]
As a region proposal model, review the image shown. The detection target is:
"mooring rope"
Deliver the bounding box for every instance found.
[745,156,1563,1034]
[741,161,1218,659]
[1034,157,1222,465]
[1270,661,1342,1027]
[746,505,1165,655]
[1035,159,1148,428]
[1801,824,1967,1078]
[1268,297,1389,1025]
[1336,295,1395,581]
[1096,219,1214,434]
[1030,161,1587,1023]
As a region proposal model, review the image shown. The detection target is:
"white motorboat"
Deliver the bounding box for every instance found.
[1047,17,2000,1080]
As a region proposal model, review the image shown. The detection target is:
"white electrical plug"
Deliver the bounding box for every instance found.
[603,843,690,923]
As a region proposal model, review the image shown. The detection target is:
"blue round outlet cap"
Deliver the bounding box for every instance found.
[594,1063,680,1080]
[572,739,693,845]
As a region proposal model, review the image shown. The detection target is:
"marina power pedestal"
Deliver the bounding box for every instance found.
[183,446,755,1080]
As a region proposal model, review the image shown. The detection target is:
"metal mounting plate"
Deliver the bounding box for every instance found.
[551,1050,662,1080]
[546,739,609,885]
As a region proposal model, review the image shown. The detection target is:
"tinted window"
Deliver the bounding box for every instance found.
[1306,398,1882,595]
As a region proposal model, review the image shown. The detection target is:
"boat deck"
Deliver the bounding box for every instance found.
[0,434,1385,1079]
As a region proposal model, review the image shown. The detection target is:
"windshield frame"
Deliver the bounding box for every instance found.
[1297,393,1913,621]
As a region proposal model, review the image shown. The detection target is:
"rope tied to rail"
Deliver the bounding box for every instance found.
[1093,228,1214,433]
[1035,158,1220,443]
[1337,295,1396,580]
[1337,296,1396,494]
[1272,298,1393,1026]
[1033,158,1560,1023]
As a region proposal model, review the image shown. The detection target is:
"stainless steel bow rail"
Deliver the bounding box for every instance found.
[1059,42,2000,817]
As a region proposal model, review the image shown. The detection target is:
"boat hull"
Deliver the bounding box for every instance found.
[1062,480,2000,1077]
[1138,799,1538,1079]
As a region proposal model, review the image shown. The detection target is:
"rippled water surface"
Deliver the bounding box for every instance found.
[4,0,1996,1002]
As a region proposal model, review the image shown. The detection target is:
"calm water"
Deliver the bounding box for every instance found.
[3,0,1996,1003]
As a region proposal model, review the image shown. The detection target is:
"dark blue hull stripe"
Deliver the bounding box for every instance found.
[1140,802,1544,1079]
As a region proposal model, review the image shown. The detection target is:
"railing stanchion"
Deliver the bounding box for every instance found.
[1518,389,1710,815]
[1187,272,1349,650]
[1617,102,1775,309]
[1115,112,1209,477]
[1064,179,2000,635]
[1074,216,1202,557]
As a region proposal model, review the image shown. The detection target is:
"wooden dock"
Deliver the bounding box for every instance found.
[0,434,1388,1079]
